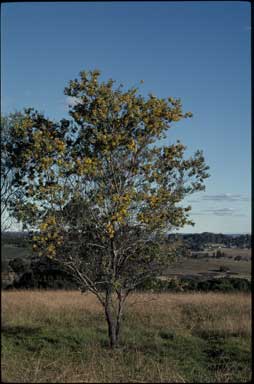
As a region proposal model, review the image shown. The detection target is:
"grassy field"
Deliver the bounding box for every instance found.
[1,244,32,267]
[2,290,252,383]
[220,248,251,259]
[167,257,251,280]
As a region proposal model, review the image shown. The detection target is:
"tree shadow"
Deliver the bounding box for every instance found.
[2,324,42,337]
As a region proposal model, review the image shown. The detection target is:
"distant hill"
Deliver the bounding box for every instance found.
[1,231,29,239]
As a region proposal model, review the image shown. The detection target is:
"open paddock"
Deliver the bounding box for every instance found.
[2,290,251,383]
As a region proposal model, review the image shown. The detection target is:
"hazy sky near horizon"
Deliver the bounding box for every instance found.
[1,2,251,233]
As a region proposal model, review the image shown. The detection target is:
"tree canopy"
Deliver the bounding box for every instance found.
[10,70,209,347]
[1,112,29,231]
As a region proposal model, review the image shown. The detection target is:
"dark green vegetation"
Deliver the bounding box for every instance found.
[2,291,251,383]
[138,276,251,293]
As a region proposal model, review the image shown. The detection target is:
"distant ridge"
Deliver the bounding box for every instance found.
[1,231,29,238]
[173,232,250,236]
[2,231,250,238]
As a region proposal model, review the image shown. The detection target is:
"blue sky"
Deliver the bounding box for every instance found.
[1,1,251,233]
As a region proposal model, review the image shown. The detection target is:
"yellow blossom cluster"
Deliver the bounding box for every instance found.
[96,132,126,151]
[112,193,132,204]
[137,212,150,224]
[111,209,127,224]
[38,183,61,195]
[76,157,98,176]
[148,195,160,208]
[110,192,133,225]
[13,117,32,136]
[54,138,66,152]
[34,214,63,258]
[38,215,56,231]
[47,244,56,258]
[32,129,64,157]
[105,222,115,238]
[139,211,167,228]
[57,159,64,166]
[41,157,54,170]
[127,138,137,152]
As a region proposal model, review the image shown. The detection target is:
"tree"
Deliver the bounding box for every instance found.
[1,112,28,232]
[219,265,229,273]
[14,70,209,348]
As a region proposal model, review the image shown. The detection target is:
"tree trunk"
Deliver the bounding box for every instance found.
[115,298,124,341]
[104,288,126,348]
[105,305,118,348]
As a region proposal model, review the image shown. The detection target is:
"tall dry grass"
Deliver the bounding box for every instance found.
[2,290,251,341]
[1,290,252,383]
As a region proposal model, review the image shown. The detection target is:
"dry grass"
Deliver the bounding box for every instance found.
[2,290,252,383]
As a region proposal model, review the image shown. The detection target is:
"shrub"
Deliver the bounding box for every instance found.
[136,276,251,293]
[9,258,27,274]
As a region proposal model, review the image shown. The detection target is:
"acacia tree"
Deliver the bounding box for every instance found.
[14,70,209,348]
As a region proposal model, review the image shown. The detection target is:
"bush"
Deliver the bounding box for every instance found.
[7,256,79,290]
[228,278,251,292]
[136,276,251,293]
[9,258,27,274]
[219,265,230,272]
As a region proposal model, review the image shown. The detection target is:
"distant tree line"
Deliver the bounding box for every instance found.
[137,276,251,293]
[168,233,251,250]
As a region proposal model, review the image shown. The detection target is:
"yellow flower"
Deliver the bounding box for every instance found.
[47,244,56,257]
[54,138,65,151]
[127,139,136,152]
[106,223,115,238]
[84,157,92,165]
[39,222,48,231]
[47,215,56,225]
